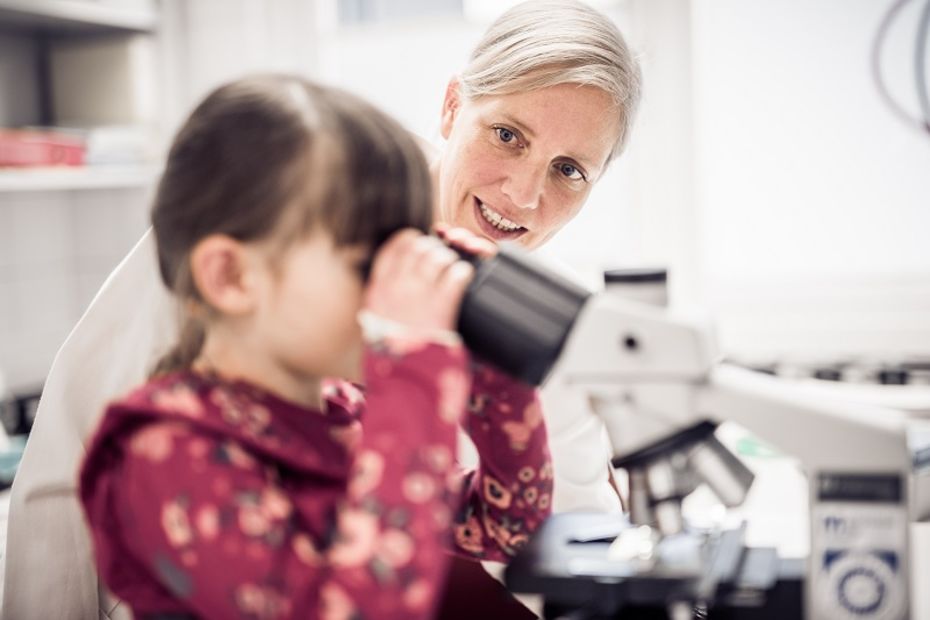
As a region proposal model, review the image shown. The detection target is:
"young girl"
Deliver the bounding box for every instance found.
[78,75,552,620]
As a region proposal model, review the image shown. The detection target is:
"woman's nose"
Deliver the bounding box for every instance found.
[501,164,546,211]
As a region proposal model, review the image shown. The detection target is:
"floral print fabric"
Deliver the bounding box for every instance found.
[79,341,551,619]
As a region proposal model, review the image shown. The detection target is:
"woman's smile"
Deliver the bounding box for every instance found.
[472,197,528,241]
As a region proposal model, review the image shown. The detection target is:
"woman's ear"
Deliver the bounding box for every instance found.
[440,77,462,140]
[189,235,259,316]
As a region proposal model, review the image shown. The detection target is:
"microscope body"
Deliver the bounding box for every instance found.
[453,245,924,618]
[538,292,922,619]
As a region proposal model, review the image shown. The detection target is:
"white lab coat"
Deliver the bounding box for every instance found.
[1,229,619,619]
[2,231,176,620]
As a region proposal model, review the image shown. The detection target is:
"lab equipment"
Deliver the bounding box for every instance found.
[454,243,589,386]
[455,245,928,619]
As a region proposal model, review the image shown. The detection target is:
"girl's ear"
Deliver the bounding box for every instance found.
[189,235,260,316]
[440,77,462,140]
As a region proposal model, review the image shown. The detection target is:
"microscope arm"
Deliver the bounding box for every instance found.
[551,291,912,474]
[698,364,911,473]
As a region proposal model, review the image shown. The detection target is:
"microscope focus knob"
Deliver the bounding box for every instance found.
[838,566,884,615]
[820,551,904,620]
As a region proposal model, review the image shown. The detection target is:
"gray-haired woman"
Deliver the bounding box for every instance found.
[3,1,641,617]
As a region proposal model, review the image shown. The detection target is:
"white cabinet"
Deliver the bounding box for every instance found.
[0,0,161,190]
[0,0,161,389]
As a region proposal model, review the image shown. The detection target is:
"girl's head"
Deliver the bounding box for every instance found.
[437,0,641,248]
[152,75,433,379]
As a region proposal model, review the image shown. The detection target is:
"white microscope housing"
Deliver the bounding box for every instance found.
[547,291,929,619]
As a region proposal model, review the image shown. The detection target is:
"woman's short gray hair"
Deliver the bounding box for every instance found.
[460,0,642,160]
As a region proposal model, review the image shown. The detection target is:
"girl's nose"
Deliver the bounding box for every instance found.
[501,163,545,211]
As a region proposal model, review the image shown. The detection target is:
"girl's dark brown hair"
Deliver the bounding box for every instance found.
[151,74,434,376]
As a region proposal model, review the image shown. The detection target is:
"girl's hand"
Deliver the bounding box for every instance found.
[363,229,474,333]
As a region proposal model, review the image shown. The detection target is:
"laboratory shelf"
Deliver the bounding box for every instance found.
[0,0,157,34]
[0,164,159,192]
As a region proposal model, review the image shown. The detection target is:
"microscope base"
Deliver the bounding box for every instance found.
[504,513,803,620]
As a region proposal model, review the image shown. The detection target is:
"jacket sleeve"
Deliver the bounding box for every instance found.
[540,379,624,514]
[90,343,469,620]
[449,362,553,562]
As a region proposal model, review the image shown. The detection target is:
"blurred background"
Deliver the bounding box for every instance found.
[0,0,928,417]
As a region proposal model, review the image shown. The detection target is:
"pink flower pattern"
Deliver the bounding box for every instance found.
[161,498,193,548]
[151,383,205,418]
[293,533,323,567]
[79,342,551,619]
[348,449,384,499]
[451,361,552,560]
[482,475,512,510]
[129,422,187,462]
[437,367,471,424]
[319,583,356,620]
[376,529,415,568]
[329,508,379,568]
[453,516,485,555]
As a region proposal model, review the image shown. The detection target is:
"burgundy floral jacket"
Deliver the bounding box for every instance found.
[79,341,552,619]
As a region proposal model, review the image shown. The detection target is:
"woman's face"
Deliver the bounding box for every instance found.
[437,80,620,249]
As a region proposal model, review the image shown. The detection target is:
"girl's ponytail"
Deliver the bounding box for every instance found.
[150,315,206,378]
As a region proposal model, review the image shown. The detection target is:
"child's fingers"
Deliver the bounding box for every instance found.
[394,234,429,275]
[417,242,459,282]
[364,228,478,334]
[369,228,421,282]
[402,234,474,300]
[393,235,440,279]
[437,259,475,306]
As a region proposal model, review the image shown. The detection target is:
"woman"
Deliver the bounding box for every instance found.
[2,1,641,618]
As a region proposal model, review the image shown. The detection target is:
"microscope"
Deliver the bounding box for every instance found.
[455,246,929,620]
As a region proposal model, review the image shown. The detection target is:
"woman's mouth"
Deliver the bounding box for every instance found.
[472,198,527,240]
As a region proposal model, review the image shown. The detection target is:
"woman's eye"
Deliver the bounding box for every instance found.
[495,127,516,144]
[558,162,585,181]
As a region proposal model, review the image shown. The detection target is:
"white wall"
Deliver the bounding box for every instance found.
[624,0,700,302]
[0,188,151,389]
[690,0,930,360]
[157,0,319,138]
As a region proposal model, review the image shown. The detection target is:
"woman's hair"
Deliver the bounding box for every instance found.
[459,0,642,160]
[151,74,433,375]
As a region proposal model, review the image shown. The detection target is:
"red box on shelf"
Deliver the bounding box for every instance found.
[0,130,86,167]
